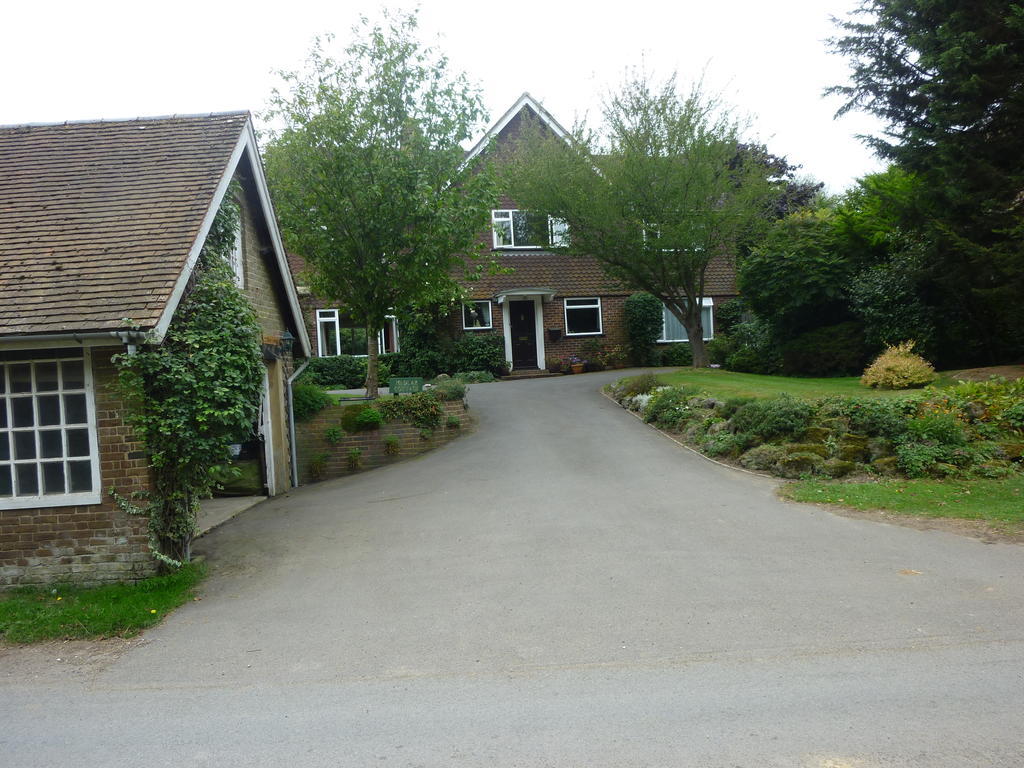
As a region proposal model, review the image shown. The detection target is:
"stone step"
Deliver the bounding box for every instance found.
[501,370,563,380]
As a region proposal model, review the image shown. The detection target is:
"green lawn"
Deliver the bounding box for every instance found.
[654,368,922,400]
[783,476,1024,529]
[0,563,205,644]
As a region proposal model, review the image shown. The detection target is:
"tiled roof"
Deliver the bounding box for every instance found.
[0,112,249,337]
[466,250,736,299]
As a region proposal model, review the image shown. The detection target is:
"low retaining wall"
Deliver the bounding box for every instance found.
[294,399,470,484]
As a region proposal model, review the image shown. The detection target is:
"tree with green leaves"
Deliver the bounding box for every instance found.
[508,73,776,367]
[264,10,498,395]
[829,0,1024,363]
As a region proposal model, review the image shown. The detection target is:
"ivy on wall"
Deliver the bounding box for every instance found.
[113,189,264,564]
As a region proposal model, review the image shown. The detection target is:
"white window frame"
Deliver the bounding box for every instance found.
[228,221,244,288]
[316,309,341,357]
[658,298,715,343]
[0,349,102,510]
[492,209,566,249]
[563,297,603,337]
[462,300,493,331]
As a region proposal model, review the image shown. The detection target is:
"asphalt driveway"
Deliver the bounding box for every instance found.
[2,370,1023,767]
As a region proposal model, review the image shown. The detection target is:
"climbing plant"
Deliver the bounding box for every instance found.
[113,190,264,564]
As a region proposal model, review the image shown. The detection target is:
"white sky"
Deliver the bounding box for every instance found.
[2,0,885,193]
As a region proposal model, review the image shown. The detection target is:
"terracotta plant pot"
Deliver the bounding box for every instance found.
[571,363,585,374]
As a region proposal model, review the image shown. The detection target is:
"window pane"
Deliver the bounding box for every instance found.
[14,431,36,460]
[42,462,65,494]
[319,320,339,357]
[38,395,61,426]
[67,429,89,457]
[463,302,491,329]
[0,369,5,394]
[493,213,512,247]
[702,306,714,339]
[567,307,601,334]
[9,364,31,393]
[40,430,63,458]
[69,461,93,493]
[663,307,687,342]
[0,433,8,461]
[61,360,85,389]
[512,211,543,247]
[549,217,569,247]
[0,465,11,496]
[0,400,6,428]
[16,464,38,495]
[64,394,87,424]
[35,362,59,391]
[12,397,34,427]
[339,327,368,356]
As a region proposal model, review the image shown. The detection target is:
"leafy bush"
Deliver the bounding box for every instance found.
[702,431,752,457]
[293,383,333,421]
[1005,401,1024,430]
[922,377,1024,430]
[446,414,461,429]
[454,370,496,383]
[780,321,868,377]
[324,426,344,445]
[724,317,782,375]
[613,373,661,400]
[658,343,693,367]
[816,396,920,439]
[643,386,701,428]
[861,341,937,389]
[383,434,401,455]
[388,345,448,379]
[346,447,363,471]
[354,407,383,431]
[302,355,366,389]
[730,395,813,441]
[431,378,467,401]
[624,292,664,366]
[904,413,967,446]
[714,297,746,336]
[705,333,735,366]
[376,391,444,429]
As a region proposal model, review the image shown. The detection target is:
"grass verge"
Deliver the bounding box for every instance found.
[654,368,920,400]
[0,562,205,644]
[782,476,1024,530]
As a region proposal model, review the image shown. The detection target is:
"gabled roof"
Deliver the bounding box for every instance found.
[0,112,311,355]
[463,92,571,164]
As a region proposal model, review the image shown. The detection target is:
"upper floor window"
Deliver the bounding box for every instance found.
[492,210,568,249]
[0,349,101,509]
[659,300,714,342]
[463,301,493,330]
[228,221,244,287]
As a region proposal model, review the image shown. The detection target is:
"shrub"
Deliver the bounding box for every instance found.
[431,378,467,401]
[450,334,507,376]
[383,434,401,455]
[303,355,366,389]
[714,297,746,336]
[724,317,782,375]
[454,370,495,383]
[729,395,813,441]
[904,413,967,446]
[293,383,332,421]
[376,391,444,429]
[419,428,433,440]
[309,452,329,481]
[644,386,701,428]
[658,343,693,367]
[600,344,628,369]
[346,447,363,471]
[624,292,664,366]
[702,431,752,457]
[353,407,383,431]
[816,396,920,439]
[614,373,661,400]
[861,341,937,389]
[324,426,344,445]
[705,334,736,366]
[780,321,868,377]
[390,345,448,379]
[446,414,461,429]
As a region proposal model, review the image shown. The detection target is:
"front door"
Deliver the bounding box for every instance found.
[509,300,538,369]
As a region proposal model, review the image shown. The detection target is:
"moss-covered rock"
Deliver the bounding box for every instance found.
[784,442,828,458]
[803,426,831,443]
[997,440,1024,461]
[823,459,857,478]
[819,417,850,434]
[739,444,786,471]
[839,433,869,462]
[927,461,960,478]
[775,452,825,479]
[871,456,900,476]
[867,437,895,460]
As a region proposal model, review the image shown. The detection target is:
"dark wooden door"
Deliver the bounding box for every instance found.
[509,300,538,369]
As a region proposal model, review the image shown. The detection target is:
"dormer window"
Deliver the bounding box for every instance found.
[492,210,568,249]
[228,222,244,287]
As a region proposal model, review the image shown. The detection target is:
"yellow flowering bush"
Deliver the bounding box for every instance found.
[861,341,937,390]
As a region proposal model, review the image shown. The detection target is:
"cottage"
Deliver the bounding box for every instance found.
[0,112,310,586]
[293,94,736,373]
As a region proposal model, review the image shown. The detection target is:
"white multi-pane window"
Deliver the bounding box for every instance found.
[659,301,714,342]
[316,310,399,356]
[492,210,568,249]
[564,297,602,336]
[0,349,101,508]
[228,223,244,287]
[462,301,493,330]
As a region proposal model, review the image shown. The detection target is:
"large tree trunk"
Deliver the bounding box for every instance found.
[666,301,709,368]
[365,323,379,398]
[689,334,709,368]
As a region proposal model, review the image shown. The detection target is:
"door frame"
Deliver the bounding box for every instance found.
[501,294,546,371]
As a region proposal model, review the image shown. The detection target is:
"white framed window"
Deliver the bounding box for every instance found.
[492,210,567,249]
[659,300,714,342]
[317,309,398,356]
[564,297,602,336]
[462,301,493,330]
[228,223,244,287]
[0,348,101,509]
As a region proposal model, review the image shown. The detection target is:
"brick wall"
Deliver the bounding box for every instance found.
[0,348,156,588]
[295,400,470,484]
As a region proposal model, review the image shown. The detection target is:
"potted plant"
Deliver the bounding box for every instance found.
[567,355,586,374]
[545,355,565,374]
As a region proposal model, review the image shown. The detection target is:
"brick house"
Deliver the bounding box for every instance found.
[292,93,736,373]
[0,112,311,586]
